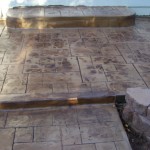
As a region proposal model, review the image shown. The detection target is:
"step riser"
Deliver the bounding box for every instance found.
[0,96,115,109]
[7,15,135,28]
[6,6,136,28]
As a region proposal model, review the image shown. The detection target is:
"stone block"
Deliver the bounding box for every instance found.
[126,87,150,115]
[0,128,15,150]
[123,87,150,143]
[61,125,81,145]
[15,127,33,143]
[122,105,133,123]
[34,126,61,142]
[132,113,150,137]
[147,106,150,117]
[80,123,123,143]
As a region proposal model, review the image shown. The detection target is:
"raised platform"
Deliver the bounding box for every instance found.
[0,18,150,109]
[6,6,135,28]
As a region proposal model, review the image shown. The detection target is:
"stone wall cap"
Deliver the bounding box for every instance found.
[127,87,150,107]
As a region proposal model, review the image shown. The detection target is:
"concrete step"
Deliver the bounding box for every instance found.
[0,92,115,109]
[6,6,135,28]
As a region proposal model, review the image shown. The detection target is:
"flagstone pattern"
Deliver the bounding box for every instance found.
[0,104,132,150]
[0,18,150,103]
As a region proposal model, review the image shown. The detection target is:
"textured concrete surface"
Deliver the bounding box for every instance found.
[0,18,150,107]
[7,6,134,17]
[6,6,135,28]
[0,104,132,150]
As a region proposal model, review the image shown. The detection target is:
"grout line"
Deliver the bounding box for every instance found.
[12,128,16,150]
[22,34,35,92]
[1,25,5,37]
[114,141,118,150]
[32,127,34,142]
[25,74,29,93]
[78,28,82,39]
[68,37,73,57]
[132,64,148,88]
[115,44,128,64]
[80,7,85,16]
[75,107,83,145]
[4,112,8,128]
[114,44,123,56]
[66,83,69,94]
[21,34,27,75]
[94,143,98,150]
[1,50,7,65]
[76,57,84,83]
[60,125,63,150]
[0,63,8,93]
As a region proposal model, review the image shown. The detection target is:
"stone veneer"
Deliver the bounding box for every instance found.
[123,87,150,142]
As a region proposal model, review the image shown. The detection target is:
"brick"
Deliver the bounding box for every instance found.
[34,126,61,142]
[0,128,15,150]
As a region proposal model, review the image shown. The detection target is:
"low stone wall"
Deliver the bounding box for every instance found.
[123,87,150,142]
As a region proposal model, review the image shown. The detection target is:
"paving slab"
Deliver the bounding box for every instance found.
[34,126,61,142]
[96,142,116,150]
[15,127,33,143]
[61,125,81,145]
[13,142,62,150]
[0,104,132,150]
[0,128,15,150]
[6,110,53,127]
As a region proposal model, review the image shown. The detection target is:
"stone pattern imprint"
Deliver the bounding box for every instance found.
[7,6,134,18]
[0,104,132,150]
[0,18,150,100]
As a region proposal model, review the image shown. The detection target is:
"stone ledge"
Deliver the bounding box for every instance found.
[126,88,150,115]
[6,6,135,28]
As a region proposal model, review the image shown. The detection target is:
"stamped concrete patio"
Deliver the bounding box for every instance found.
[0,17,150,107]
[0,7,150,149]
[0,104,132,150]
